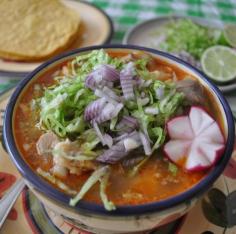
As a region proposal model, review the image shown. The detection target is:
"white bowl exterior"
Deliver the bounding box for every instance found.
[29,185,199,233]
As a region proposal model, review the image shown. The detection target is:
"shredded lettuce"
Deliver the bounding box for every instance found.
[39,82,95,137]
[53,137,99,161]
[159,91,184,116]
[65,116,85,133]
[151,127,165,151]
[168,162,178,176]
[37,168,77,195]
[79,129,100,151]
[73,49,123,78]
[132,100,155,139]
[37,50,124,138]
[128,157,149,177]
[110,116,118,131]
[99,170,116,211]
[159,19,223,59]
[69,166,111,207]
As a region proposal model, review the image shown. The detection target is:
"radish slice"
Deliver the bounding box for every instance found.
[189,106,214,136]
[164,140,192,162]
[163,106,225,171]
[167,116,193,140]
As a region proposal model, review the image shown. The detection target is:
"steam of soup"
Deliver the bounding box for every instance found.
[13,49,225,211]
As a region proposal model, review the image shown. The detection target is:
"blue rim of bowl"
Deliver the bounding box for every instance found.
[0,0,114,78]
[3,44,235,216]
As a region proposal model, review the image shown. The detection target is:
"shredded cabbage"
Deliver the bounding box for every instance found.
[37,50,125,138]
[168,162,178,176]
[99,170,116,211]
[159,19,223,59]
[69,166,111,207]
[37,168,77,195]
[151,127,165,152]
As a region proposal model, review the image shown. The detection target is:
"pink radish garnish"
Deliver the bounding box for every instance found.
[163,106,225,171]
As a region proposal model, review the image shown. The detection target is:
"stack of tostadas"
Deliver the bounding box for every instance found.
[0,0,81,61]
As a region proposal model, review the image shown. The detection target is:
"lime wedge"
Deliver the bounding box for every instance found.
[201,46,236,82]
[223,24,236,47]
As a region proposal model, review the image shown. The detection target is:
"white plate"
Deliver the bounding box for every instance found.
[123,16,236,93]
[0,0,113,77]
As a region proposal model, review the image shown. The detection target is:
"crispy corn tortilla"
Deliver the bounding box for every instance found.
[0,0,80,61]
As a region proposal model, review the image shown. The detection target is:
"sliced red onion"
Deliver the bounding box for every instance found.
[113,133,129,143]
[106,81,114,89]
[134,76,143,86]
[104,134,113,148]
[85,74,96,90]
[116,116,139,135]
[155,87,165,100]
[95,89,118,105]
[84,97,106,121]
[122,154,145,168]
[96,131,141,164]
[129,130,142,143]
[120,62,135,100]
[85,64,120,90]
[123,116,139,128]
[123,138,141,151]
[117,116,139,130]
[95,103,123,124]
[103,87,121,102]
[92,121,106,146]
[139,131,152,156]
[96,141,127,164]
[99,64,120,82]
[92,121,113,148]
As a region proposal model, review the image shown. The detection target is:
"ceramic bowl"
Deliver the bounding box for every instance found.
[3,45,235,234]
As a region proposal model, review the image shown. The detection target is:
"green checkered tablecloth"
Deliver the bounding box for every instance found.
[1,0,236,115]
[88,0,236,43]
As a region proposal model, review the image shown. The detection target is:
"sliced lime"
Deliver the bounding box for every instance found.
[201,46,236,83]
[223,24,236,48]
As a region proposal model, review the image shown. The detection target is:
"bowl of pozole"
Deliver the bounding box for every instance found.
[3,45,235,233]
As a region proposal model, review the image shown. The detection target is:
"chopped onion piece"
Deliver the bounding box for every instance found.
[85,64,120,90]
[124,138,140,151]
[95,89,118,105]
[113,133,129,143]
[139,131,152,156]
[92,121,106,146]
[93,122,113,148]
[96,103,123,124]
[96,142,127,164]
[84,97,107,121]
[104,134,113,148]
[155,87,165,99]
[120,62,135,100]
[103,86,121,102]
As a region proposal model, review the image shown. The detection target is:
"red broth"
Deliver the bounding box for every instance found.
[13,50,223,206]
